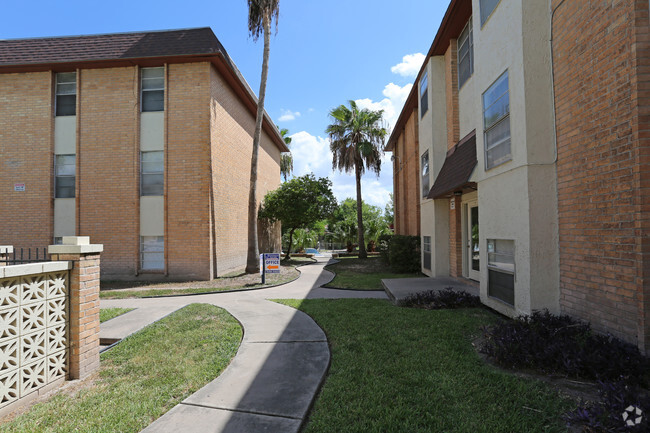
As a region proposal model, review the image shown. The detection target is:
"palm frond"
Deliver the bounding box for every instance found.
[247,0,280,40]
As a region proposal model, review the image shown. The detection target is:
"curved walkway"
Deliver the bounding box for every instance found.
[100,258,387,433]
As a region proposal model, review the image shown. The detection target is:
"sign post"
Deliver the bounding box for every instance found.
[260,253,281,284]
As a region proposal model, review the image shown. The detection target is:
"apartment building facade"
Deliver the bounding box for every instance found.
[388,0,650,353]
[0,28,288,281]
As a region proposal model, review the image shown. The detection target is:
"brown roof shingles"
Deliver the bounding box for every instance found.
[427,131,477,199]
[0,28,224,66]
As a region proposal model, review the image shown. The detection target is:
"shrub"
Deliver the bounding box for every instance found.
[388,235,420,273]
[377,234,392,264]
[401,288,481,310]
[481,310,650,383]
[566,380,650,432]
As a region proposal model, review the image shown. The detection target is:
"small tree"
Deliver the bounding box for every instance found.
[259,174,337,259]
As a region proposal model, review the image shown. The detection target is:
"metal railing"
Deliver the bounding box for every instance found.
[0,247,51,265]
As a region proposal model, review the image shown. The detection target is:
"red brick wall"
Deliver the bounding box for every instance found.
[445,41,459,152]
[78,67,139,277]
[392,108,421,236]
[209,65,281,275]
[0,72,53,250]
[449,197,462,277]
[166,62,213,280]
[553,0,650,352]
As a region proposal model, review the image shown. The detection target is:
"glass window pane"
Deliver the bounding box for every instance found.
[420,72,428,97]
[142,77,164,90]
[56,72,76,84]
[56,82,76,95]
[55,176,75,198]
[483,72,509,109]
[484,94,510,129]
[142,90,164,112]
[141,236,164,270]
[56,155,75,175]
[142,174,164,196]
[142,67,164,79]
[142,151,164,164]
[420,90,428,117]
[480,0,501,25]
[56,94,76,116]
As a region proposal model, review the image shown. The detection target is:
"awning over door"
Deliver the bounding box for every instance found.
[427,131,477,199]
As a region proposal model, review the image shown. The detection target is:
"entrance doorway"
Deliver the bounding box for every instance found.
[467,202,480,281]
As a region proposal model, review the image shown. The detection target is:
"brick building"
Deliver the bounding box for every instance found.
[0,28,288,281]
[387,0,650,354]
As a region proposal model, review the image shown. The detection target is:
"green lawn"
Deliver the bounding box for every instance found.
[278,299,574,433]
[2,304,242,433]
[324,257,423,290]
[100,307,134,323]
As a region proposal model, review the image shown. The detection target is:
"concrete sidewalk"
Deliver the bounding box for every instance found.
[382,276,479,304]
[100,258,387,433]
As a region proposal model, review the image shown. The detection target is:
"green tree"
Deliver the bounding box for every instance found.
[326,100,387,258]
[385,193,394,228]
[328,198,391,248]
[245,0,280,274]
[259,174,337,259]
[279,127,293,181]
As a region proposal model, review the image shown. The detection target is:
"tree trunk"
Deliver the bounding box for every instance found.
[355,163,367,259]
[286,228,295,260]
[245,14,272,274]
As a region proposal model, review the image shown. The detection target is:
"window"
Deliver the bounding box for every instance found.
[53,237,63,245]
[421,151,430,198]
[483,71,511,169]
[420,71,428,117]
[423,236,432,271]
[55,72,76,116]
[141,236,164,270]
[480,0,501,26]
[141,151,164,196]
[55,155,75,198]
[487,239,514,305]
[141,67,164,112]
[458,18,474,88]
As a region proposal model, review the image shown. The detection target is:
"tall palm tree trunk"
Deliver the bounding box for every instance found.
[355,163,367,259]
[245,13,271,274]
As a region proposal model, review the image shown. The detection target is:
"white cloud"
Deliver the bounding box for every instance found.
[390,53,425,78]
[289,131,331,178]
[278,109,301,122]
[355,82,412,132]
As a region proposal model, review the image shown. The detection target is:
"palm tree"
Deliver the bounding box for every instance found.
[326,100,387,259]
[279,127,293,181]
[245,0,280,274]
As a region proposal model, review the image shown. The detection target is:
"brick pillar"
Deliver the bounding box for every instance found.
[0,246,12,267]
[449,196,463,277]
[48,236,103,380]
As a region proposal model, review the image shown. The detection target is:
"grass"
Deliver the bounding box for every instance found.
[100,307,134,323]
[100,258,310,299]
[323,256,423,290]
[277,299,575,433]
[2,304,242,433]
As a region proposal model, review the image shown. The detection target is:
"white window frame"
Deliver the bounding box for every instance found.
[54,154,76,198]
[141,151,164,196]
[457,17,474,89]
[141,67,164,112]
[482,71,511,170]
[487,238,515,305]
[421,151,430,198]
[55,72,76,116]
[420,71,429,117]
[140,236,164,271]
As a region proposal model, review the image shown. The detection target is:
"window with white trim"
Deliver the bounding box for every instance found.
[482,71,511,169]
[55,155,75,198]
[420,71,429,117]
[55,72,76,116]
[423,236,432,271]
[141,151,164,196]
[421,151,430,198]
[141,67,164,112]
[487,239,515,305]
[480,0,501,26]
[141,236,164,270]
[458,18,474,88]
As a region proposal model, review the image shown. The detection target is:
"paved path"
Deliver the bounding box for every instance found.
[100,259,387,433]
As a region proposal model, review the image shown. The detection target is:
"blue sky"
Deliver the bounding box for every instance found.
[2,0,448,209]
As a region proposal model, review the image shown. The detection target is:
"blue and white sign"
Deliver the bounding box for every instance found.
[262,253,281,274]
